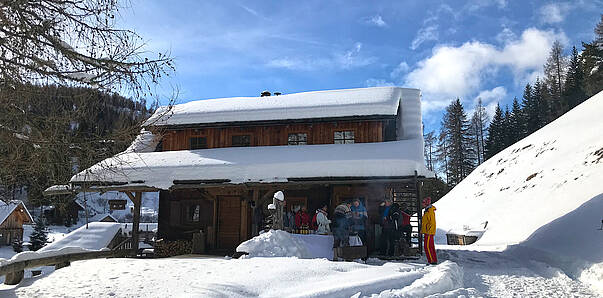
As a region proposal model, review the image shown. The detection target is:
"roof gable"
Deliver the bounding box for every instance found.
[0,200,33,225]
[144,87,419,127]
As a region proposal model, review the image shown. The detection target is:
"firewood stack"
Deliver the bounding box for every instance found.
[154,239,193,257]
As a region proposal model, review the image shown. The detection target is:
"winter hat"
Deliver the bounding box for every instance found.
[422,197,432,208]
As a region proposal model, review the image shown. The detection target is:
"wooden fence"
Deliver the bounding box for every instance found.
[0,246,132,285]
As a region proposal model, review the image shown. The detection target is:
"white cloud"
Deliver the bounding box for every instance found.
[365,15,387,27]
[411,25,439,50]
[473,86,507,119]
[401,28,564,114]
[539,3,569,24]
[390,61,409,78]
[267,42,376,71]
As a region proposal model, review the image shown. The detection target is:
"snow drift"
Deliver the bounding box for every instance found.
[236,230,335,259]
[435,91,603,291]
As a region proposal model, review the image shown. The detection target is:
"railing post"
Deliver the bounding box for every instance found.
[4,270,24,285]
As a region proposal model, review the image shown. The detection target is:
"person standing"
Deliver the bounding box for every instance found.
[421,197,437,265]
[399,203,412,248]
[315,204,331,234]
[378,199,393,255]
[295,206,310,231]
[333,202,352,248]
[350,199,368,244]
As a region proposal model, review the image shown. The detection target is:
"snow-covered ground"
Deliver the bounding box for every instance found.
[1,252,599,297]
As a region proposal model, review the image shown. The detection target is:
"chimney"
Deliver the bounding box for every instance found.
[274,92,282,96]
[260,90,271,97]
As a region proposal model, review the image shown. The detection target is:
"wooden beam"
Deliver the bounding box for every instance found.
[123,191,142,256]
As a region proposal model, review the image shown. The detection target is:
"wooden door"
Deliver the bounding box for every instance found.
[218,196,241,250]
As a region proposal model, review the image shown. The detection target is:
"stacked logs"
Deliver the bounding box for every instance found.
[154,239,193,257]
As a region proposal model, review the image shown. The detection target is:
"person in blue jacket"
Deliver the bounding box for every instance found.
[350,198,368,245]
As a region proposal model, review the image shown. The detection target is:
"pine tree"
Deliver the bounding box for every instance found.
[561,46,586,112]
[423,130,436,172]
[533,78,551,127]
[582,15,603,97]
[435,130,450,185]
[543,40,567,118]
[508,97,525,143]
[441,99,475,186]
[503,105,511,147]
[469,98,489,165]
[522,83,540,135]
[485,104,505,160]
[29,217,49,251]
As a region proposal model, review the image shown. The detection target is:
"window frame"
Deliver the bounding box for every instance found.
[287,132,308,145]
[333,130,355,144]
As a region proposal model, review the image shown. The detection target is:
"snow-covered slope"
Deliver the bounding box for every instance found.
[435,91,603,291]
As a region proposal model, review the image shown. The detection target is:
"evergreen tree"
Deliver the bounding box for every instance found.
[543,40,567,118]
[533,78,551,127]
[469,98,489,165]
[503,105,511,147]
[508,98,525,143]
[423,130,436,172]
[562,46,587,111]
[485,104,506,160]
[29,217,49,251]
[522,83,540,135]
[582,15,603,97]
[435,130,450,185]
[441,99,475,186]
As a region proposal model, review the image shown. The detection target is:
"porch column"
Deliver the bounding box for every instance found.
[125,191,142,255]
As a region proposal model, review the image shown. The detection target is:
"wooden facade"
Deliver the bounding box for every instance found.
[158,119,396,151]
[156,182,421,254]
[0,203,33,246]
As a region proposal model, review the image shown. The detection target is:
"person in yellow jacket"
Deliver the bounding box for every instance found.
[421,197,437,265]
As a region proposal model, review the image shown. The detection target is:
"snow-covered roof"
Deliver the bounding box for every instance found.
[0,200,33,225]
[91,213,118,222]
[71,140,433,190]
[144,87,420,126]
[39,222,122,252]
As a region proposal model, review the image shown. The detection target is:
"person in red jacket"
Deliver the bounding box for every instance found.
[295,206,310,229]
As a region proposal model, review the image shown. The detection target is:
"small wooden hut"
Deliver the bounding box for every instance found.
[0,200,34,246]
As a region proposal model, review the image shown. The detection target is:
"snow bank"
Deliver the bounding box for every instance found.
[370,261,464,298]
[435,91,603,291]
[236,230,313,258]
[39,222,122,252]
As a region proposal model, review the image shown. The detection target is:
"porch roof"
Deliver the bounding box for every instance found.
[69,140,434,190]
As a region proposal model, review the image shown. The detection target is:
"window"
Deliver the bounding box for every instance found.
[232,135,251,147]
[334,131,355,144]
[189,137,207,150]
[288,133,307,145]
[188,204,200,222]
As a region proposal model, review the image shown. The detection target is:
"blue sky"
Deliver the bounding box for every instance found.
[120,0,602,132]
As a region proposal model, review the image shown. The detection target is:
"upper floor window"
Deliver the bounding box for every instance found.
[288,133,308,145]
[232,135,251,147]
[190,137,207,150]
[334,131,355,144]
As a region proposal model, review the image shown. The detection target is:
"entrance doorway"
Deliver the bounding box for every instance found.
[217,196,241,251]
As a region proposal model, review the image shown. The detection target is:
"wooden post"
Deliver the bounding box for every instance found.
[414,171,423,255]
[4,270,24,285]
[124,191,142,256]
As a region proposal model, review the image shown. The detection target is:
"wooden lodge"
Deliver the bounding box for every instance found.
[0,201,34,246]
[47,87,434,256]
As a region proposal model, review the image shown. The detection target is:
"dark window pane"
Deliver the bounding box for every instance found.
[190,137,207,150]
[232,135,251,147]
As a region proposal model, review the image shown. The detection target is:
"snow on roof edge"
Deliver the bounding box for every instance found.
[144,87,419,127]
